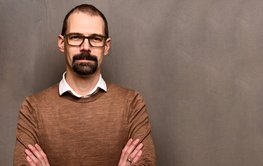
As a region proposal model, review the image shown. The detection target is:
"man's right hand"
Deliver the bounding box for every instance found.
[25,144,50,166]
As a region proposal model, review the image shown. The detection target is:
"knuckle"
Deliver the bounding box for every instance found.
[122,149,126,153]
[39,156,44,160]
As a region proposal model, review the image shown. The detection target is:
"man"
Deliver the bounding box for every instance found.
[13,4,156,166]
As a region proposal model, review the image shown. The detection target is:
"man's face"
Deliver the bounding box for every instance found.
[58,12,110,77]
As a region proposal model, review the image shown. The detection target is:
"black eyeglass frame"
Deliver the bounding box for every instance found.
[64,33,107,47]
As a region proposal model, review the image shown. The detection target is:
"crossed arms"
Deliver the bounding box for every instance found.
[14,91,156,165]
[25,138,143,166]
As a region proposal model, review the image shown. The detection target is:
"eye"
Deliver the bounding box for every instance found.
[89,36,104,42]
[68,34,83,40]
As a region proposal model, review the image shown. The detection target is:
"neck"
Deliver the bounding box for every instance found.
[65,69,101,96]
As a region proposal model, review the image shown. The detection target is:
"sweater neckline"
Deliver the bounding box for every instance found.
[61,88,107,103]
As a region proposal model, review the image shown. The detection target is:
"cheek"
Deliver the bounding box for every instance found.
[64,49,76,64]
[92,49,103,58]
[66,48,77,58]
[95,53,104,66]
[64,54,72,66]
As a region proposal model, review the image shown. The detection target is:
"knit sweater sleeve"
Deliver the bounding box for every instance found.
[127,91,156,166]
[13,96,39,166]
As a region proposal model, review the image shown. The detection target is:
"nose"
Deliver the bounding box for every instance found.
[80,38,91,51]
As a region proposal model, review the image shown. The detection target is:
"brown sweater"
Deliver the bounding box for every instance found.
[13,83,156,166]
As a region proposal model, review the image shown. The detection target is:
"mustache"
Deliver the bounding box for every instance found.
[73,53,98,63]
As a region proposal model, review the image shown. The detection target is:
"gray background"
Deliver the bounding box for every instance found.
[1,0,263,165]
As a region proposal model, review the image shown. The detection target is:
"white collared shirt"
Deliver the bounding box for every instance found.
[59,72,107,98]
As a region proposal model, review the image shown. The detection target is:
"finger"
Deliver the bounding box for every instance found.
[35,144,49,164]
[26,156,37,166]
[120,138,133,163]
[28,144,45,165]
[123,139,141,165]
[126,138,140,155]
[122,138,133,153]
[128,142,143,160]
[25,148,39,164]
[132,150,143,163]
[119,138,142,166]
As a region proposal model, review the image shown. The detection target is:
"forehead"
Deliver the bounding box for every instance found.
[67,12,105,35]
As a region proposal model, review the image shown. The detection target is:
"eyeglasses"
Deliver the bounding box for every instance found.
[64,33,107,47]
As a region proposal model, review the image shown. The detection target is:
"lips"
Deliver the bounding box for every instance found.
[73,53,98,63]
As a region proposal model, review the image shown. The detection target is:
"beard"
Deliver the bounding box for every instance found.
[72,52,98,76]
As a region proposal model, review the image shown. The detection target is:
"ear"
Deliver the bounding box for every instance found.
[58,35,65,53]
[103,37,111,56]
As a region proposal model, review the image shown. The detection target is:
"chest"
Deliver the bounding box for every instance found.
[37,101,129,162]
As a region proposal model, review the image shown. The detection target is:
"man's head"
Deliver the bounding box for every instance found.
[58,4,111,77]
[61,4,109,38]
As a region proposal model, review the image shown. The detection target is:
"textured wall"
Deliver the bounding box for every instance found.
[2,0,263,165]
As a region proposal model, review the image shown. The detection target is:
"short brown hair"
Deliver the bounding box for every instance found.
[61,4,109,38]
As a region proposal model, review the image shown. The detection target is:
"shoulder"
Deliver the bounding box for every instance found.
[25,84,59,104]
[19,84,59,113]
[107,83,136,95]
[106,83,144,102]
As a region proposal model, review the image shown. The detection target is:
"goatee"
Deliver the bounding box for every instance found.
[72,52,98,76]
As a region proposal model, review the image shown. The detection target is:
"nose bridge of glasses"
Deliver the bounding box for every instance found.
[81,36,92,47]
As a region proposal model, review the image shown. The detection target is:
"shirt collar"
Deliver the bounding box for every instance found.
[59,72,107,98]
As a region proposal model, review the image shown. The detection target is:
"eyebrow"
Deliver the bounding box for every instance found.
[67,32,105,37]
